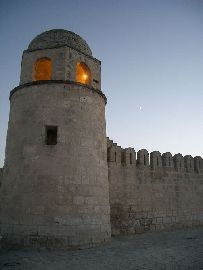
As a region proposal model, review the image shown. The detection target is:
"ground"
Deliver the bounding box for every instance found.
[0,227,203,270]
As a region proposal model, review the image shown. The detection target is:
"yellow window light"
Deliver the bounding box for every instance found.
[76,62,91,85]
[33,58,52,81]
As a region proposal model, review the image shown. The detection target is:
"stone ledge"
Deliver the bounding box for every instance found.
[24,44,101,63]
[10,80,107,104]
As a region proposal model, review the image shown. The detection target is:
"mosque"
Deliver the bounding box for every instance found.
[0,29,202,249]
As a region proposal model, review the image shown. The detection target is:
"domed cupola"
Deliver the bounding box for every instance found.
[19,29,101,91]
[27,29,92,56]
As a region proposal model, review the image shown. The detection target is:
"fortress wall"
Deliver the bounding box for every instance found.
[107,139,203,235]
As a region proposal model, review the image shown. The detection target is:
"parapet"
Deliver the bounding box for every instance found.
[150,151,162,169]
[107,137,114,148]
[122,148,136,165]
[107,138,203,174]
[194,156,203,173]
[184,155,194,173]
[107,142,122,163]
[173,154,185,171]
[162,152,174,168]
[137,149,149,166]
[107,138,136,165]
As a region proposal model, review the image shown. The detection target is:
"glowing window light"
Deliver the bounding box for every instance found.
[33,57,52,81]
[76,62,91,85]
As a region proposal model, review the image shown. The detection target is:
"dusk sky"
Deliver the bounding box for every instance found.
[0,0,203,167]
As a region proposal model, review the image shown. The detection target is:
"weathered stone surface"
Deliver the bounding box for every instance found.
[0,29,110,249]
[20,46,101,90]
[27,29,92,56]
[107,140,203,235]
[0,29,203,250]
[0,168,3,187]
[137,149,149,166]
[1,228,203,269]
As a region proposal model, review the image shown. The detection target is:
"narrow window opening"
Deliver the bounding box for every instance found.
[169,158,171,166]
[130,152,132,164]
[144,155,146,166]
[115,152,117,162]
[46,126,57,145]
[107,148,110,162]
[93,79,99,84]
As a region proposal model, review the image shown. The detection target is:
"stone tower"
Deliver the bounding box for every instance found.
[0,29,111,249]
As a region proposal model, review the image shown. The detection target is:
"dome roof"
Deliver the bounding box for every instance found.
[27,29,92,56]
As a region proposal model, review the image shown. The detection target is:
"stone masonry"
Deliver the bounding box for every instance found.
[107,139,203,235]
[0,29,202,249]
[0,29,110,249]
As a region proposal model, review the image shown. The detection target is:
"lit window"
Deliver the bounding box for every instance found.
[76,62,91,85]
[33,58,52,81]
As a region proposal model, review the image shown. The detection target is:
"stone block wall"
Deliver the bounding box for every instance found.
[20,46,101,90]
[0,168,3,187]
[0,84,110,249]
[107,138,203,235]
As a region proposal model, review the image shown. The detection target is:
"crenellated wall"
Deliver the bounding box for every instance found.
[107,138,203,235]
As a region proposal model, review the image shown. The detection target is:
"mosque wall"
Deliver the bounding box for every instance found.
[0,28,202,249]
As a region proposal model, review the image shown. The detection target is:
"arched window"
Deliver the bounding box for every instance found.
[33,57,52,81]
[75,62,91,85]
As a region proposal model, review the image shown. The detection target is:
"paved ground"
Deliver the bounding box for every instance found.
[0,227,203,270]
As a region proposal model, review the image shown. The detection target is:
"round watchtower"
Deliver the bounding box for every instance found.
[0,29,111,249]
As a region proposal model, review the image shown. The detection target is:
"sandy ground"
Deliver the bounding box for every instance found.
[0,227,203,270]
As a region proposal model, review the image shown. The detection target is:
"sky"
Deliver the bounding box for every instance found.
[0,0,203,167]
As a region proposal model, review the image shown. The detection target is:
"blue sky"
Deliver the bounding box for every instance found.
[0,0,203,167]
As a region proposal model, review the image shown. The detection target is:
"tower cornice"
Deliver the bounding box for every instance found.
[10,80,107,104]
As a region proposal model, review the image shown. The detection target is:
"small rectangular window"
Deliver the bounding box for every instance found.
[93,79,99,84]
[45,126,57,145]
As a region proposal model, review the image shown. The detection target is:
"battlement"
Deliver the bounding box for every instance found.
[107,137,203,174]
[1,28,203,249]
